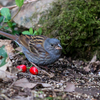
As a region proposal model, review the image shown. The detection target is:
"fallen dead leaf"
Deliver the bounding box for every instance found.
[0,39,12,47]
[0,60,12,71]
[84,65,90,72]
[14,78,36,88]
[65,82,75,92]
[41,83,52,88]
[0,70,17,82]
[14,78,52,89]
[0,39,15,59]
[84,54,97,72]
[90,54,97,63]
[11,96,32,100]
[15,47,22,52]
[5,43,15,59]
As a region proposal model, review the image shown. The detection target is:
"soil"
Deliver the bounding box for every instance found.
[0,50,100,100]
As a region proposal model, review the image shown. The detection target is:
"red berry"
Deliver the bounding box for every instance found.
[29,67,38,75]
[17,65,27,72]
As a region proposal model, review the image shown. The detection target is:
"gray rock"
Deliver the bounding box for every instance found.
[0,0,15,6]
[11,0,56,28]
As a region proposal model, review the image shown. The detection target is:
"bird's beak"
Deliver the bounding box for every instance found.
[55,44,62,50]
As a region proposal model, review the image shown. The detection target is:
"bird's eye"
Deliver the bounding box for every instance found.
[51,44,54,46]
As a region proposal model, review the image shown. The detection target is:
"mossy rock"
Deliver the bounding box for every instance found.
[37,0,100,60]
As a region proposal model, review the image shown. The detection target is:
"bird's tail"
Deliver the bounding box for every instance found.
[0,31,18,40]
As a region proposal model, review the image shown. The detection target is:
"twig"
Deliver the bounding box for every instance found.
[0,0,38,10]
[0,94,10,100]
[18,72,42,79]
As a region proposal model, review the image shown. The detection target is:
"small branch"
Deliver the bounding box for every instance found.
[0,0,38,10]
[10,7,21,21]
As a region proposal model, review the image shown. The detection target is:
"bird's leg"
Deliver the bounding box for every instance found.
[31,62,54,78]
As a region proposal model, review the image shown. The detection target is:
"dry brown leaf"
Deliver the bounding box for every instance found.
[65,82,75,92]
[12,96,32,100]
[0,40,17,82]
[0,70,17,81]
[0,60,12,71]
[9,67,19,74]
[5,44,15,59]
[0,41,13,71]
[14,78,52,89]
[84,65,90,72]
[14,78,37,88]
[15,47,22,52]
[41,83,52,88]
[84,54,97,72]
[0,39,15,59]
[0,39,12,47]
[90,54,97,63]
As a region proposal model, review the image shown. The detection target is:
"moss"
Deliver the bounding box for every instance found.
[37,0,100,60]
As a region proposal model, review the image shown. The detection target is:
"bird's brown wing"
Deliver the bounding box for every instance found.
[19,35,48,56]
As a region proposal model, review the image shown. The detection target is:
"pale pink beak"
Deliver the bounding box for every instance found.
[55,44,62,50]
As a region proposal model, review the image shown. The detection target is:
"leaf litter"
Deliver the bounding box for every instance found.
[0,39,100,100]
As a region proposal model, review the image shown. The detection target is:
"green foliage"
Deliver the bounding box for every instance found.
[39,0,100,60]
[0,0,25,36]
[1,8,11,21]
[0,16,4,23]
[45,97,53,100]
[22,28,42,35]
[0,45,8,67]
[0,8,18,35]
[0,4,42,38]
[33,28,42,35]
[22,31,31,35]
[29,27,33,34]
[15,0,24,7]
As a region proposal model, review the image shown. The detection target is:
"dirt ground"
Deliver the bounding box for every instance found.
[0,46,100,100]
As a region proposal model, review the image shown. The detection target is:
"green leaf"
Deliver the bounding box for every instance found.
[45,97,53,100]
[1,8,11,20]
[12,30,20,35]
[0,45,8,67]
[29,27,33,34]
[4,27,9,30]
[22,31,31,35]
[33,31,38,35]
[8,22,12,28]
[3,18,9,22]
[15,0,24,7]
[12,23,16,26]
[0,26,2,29]
[37,28,42,35]
[0,16,4,23]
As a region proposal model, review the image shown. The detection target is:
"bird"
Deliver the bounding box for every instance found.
[0,31,62,67]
